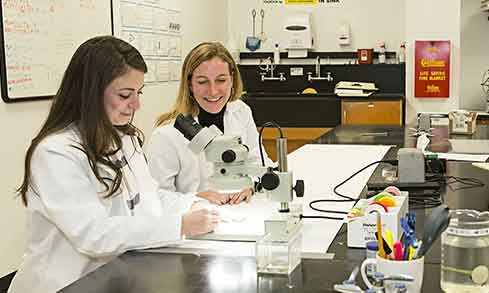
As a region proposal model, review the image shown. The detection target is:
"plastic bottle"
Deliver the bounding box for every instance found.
[366,240,379,277]
[273,43,280,65]
[398,42,406,64]
[378,41,386,64]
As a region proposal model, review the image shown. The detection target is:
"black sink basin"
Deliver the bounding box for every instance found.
[243,93,341,127]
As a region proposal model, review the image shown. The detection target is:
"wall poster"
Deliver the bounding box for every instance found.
[112,0,182,84]
[414,40,450,98]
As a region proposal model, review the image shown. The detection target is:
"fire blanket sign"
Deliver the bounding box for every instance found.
[414,40,451,98]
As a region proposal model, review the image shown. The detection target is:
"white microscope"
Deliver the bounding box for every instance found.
[174,114,304,275]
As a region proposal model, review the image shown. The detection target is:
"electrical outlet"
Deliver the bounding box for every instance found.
[290,67,303,76]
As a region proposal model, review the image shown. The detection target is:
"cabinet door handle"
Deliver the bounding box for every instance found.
[368,103,374,108]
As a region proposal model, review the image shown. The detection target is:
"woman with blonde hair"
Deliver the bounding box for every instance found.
[147,42,272,205]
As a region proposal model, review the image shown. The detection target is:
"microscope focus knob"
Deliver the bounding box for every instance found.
[293,180,305,197]
[261,172,280,190]
[221,150,236,163]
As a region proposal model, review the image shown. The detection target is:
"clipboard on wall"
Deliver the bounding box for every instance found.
[0,1,114,103]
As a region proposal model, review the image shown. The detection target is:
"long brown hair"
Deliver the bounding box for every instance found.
[155,42,243,126]
[17,36,147,206]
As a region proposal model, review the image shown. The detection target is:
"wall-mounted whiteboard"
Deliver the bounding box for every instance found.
[0,1,113,102]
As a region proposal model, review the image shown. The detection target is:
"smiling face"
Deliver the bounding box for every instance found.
[190,57,233,114]
[103,67,145,126]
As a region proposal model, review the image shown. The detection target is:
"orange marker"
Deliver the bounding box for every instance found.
[375,211,386,258]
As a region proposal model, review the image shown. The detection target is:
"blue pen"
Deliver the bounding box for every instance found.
[407,212,416,231]
[401,216,415,260]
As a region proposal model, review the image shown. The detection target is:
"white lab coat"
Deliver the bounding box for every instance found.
[8,126,197,293]
[147,100,272,193]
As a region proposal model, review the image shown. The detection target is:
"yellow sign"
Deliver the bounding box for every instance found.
[285,0,318,4]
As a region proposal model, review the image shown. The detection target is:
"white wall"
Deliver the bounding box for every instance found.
[228,0,486,124]
[404,0,462,124]
[460,0,489,110]
[133,0,227,140]
[0,0,227,277]
[227,0,406,53]
[0,100,50,276]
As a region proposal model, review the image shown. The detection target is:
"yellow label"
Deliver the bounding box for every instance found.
[285,0,318,4]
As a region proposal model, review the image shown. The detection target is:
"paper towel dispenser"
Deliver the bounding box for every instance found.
[283,13,313,57]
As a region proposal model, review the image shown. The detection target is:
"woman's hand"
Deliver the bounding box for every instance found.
[228,187,253,205]
[181,209,220,237]
[197,190,231,205]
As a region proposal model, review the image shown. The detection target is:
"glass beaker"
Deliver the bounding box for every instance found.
[441,210,489,293]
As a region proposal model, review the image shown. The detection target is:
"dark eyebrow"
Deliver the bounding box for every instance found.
[118,84,145,91]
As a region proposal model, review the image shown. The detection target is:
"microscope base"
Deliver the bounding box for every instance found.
[256,223,302,275]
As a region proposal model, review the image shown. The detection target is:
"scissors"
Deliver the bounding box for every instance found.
[416,204,450,257]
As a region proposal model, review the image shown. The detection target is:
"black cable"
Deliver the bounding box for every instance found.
[409,198,442,210]
[406,171,483,209]
[444,175,484,191]
[408,190,443,210]
[306,205,349,214]
[308,159,398,217]
[256,122,350,221]
[258,122,283,167]
[333,159,398,200]
[300,214,344,220]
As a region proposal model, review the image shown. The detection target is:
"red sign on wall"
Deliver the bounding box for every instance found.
[414,40,450,98]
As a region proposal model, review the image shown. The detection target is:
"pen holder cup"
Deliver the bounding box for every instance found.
[360,254,424,293]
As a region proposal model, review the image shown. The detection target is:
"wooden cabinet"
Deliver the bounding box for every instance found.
[259,128,332,162]
[341,100,403,125]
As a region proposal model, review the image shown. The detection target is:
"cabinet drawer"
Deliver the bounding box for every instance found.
[341,100,402,125]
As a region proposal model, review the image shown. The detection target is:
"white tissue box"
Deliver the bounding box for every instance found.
[346,193,409,248]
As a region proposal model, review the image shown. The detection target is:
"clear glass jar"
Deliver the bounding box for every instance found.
[256,229,302,275]
[441,210,489,293]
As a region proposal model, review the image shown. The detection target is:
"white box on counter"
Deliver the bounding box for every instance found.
[347,192,409,248]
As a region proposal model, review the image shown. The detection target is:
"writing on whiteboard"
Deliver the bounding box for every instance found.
[1,0,112,100]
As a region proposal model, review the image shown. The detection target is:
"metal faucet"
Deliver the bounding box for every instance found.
[307,56,333,82]
[315,56,321,76]
[260,61,286,82]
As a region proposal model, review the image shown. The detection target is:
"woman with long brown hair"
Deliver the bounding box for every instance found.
[9,36,218,293]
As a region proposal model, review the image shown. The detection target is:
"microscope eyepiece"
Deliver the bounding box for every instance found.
[174,114,203,141]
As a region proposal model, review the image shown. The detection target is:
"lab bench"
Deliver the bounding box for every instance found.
[55,124,489,293]
[243,92,404,160]
[417,111,489,125]
[243,92,404,127]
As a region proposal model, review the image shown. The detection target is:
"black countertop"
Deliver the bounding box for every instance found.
[244,92,404,100]
[61,125,489,293]
[319,125,489,264]
[242,93,404,127]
